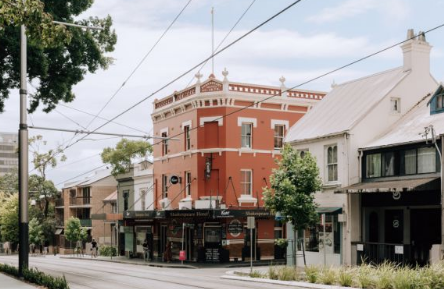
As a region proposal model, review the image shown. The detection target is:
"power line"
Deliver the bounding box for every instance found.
[151,23,444,148]
[56,164,107,186]
[62,0,304,153]
[54,109,87,130]
[186,0,257,87]
[59,104,150,134]
[84,0,193,129]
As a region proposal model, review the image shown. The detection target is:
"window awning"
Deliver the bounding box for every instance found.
[335,177,440,194]
[55,229,63,235]
[316,207,342,214]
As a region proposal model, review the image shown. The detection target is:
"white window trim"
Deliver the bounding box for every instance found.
[240,123,253,149]
[325,144,339,183]
[270,119,289,129]
[185,171,192,196]
[159,127,168,135]
[240,169,253,195]
[237,117,257,128]
[181,120,192,131]
[200,116,223,126]
[390,97,401,114]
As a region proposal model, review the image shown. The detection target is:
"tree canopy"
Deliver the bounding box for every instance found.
[64,217,88,244]
[263,145,322,231]
[0,193,19,244]
[101,138,153,176]
[0,0,117,113]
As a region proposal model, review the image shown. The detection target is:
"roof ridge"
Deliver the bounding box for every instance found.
[336,66,404,87]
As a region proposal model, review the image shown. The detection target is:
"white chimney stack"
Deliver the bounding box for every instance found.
[400,28,432,74]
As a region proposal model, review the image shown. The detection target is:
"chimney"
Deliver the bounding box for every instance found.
[400,29,432,74]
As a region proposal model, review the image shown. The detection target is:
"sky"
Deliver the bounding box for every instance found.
[1,0,444,188]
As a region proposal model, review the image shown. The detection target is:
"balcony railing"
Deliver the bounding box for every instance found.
[69,197,91,206]
[79,219,92,227]
[55,199,64,207]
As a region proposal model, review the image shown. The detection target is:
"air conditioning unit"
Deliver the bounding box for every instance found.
[159,198,171,210]
[179,200,192,210]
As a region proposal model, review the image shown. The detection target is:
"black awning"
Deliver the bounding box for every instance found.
[335,177,440,194]
[316,207,342,214]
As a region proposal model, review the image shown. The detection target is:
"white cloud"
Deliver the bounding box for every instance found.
[306,0,410,24]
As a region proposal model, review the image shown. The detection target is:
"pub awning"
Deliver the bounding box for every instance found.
[335,177,440,194]
[316,207,342,214]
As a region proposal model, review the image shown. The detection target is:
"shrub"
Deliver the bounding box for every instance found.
[304,265,320,283]
[319,267,337,285]
[268,266,279,280]
[338,268,353,287]
[99,245,117,257]
[278,266,298,281]
[249,270,264,278]
[355,263,375,289]
[274,239,288,248]
[0,263,69,289]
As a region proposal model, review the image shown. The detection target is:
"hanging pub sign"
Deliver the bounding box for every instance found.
[170,175,180,185]
[205,156,212,179]
[228,219,243,237]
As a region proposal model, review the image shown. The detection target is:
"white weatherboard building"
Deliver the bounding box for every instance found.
[285,30,438,266]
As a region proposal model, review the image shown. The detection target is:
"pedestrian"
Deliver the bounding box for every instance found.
[76,240,83,257]
[30,243,35,257]
[142,239,150,262]
[91,238,98,258]
[163,241,172,263]
[3,241,10,255]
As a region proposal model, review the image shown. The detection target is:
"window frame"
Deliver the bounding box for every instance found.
[326,145,338,182]
[241,123,253,148]
[161,132,168,156]
[162,174,168,198]
[184,125,191,151]
[390,97,401,113]
[185,171,192,196]
[273,124,285,149]
[240,169,253,196]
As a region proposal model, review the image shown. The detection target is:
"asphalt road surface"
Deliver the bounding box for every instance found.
[0,255,296,289]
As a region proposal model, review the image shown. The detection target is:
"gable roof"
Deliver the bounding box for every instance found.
[285,67,410,143]
[363,88,444,150]
[63,168,113,188]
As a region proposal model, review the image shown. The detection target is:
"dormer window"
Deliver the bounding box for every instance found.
[391,97,401,113]
[430,85,444,115]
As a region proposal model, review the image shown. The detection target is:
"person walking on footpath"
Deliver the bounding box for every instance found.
[3,241,10,255]
[142,239,150,262]
[163,241,172,263]
[76,240,83,257]
[91,238,98,258]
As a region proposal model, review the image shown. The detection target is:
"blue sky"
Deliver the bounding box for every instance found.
[2,0,444,186]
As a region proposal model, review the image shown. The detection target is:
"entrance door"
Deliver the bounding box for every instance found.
[159,225,167,259]
[244,226,258,261]
[204,226,221,262]
[385,210,403,244]
[410,209,441,265]
[185,227,194,261]
[369,212,379,243]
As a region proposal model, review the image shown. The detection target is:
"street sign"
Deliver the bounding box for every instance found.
[247,216,255,229]
[170,175,179,185]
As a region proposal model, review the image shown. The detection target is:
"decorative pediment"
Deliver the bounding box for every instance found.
[200,80,223,93]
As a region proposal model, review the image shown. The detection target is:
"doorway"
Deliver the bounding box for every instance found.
[159,225,167,259]
[384,210,403,244]
[410,209,441,265]
[185,226,194,261]
[369,211,379,243]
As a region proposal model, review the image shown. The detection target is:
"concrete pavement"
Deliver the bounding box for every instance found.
[0,272,38,289]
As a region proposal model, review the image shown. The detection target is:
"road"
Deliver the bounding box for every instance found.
[0,255,295,289]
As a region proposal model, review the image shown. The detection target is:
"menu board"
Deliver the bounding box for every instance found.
[205,248,220,262]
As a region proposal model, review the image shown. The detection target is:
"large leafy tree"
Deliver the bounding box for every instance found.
[263,145,322,231]
[101,138,153,176]
[0,169,19,196]
[0,193,19,244]
[0,0,117,113]
[64,217,88,244]
[29,217,45,245]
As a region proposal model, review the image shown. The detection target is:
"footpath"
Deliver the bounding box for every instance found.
[0,272,38,289]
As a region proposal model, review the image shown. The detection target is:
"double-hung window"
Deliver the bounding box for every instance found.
[162,174,168,198]
[274,125,285,149]
[185,171,192,196]
[241,123,252,148]
[139,189,147,210]
[240,170,252,195]
[326,145,338,182]
[184,125,191,151]
[162,132,168,156]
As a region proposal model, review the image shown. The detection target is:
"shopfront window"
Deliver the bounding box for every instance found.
[204,227,221,243]
[303,213,341,254]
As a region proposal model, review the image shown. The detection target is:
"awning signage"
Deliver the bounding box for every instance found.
[124,210,165,219]
[214,209,272,218]
[166,210,211,218]
[335,177,440,194]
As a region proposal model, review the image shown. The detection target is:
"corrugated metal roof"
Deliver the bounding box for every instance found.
[63,168,113,188]
[363,89,444,149]
[285,67,409,143]
[335,177,439,193]
[103,191,117,203]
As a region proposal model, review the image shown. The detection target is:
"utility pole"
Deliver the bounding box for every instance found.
[18,23,29,277]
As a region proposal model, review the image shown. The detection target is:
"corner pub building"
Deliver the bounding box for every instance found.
[123,70,326,263]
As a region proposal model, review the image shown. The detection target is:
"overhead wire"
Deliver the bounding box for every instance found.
[185,0,257,88]
[84,0,193,129]
[150,23,444,148]
[59,0,304,153]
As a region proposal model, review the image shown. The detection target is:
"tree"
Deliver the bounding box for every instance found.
[101,138,153,176]
[29,217,45,246]
[64,217,88,245]
[0,0,117,113]
[0,169,19,196]
[0,194,19,244]
[263,144,322,231]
